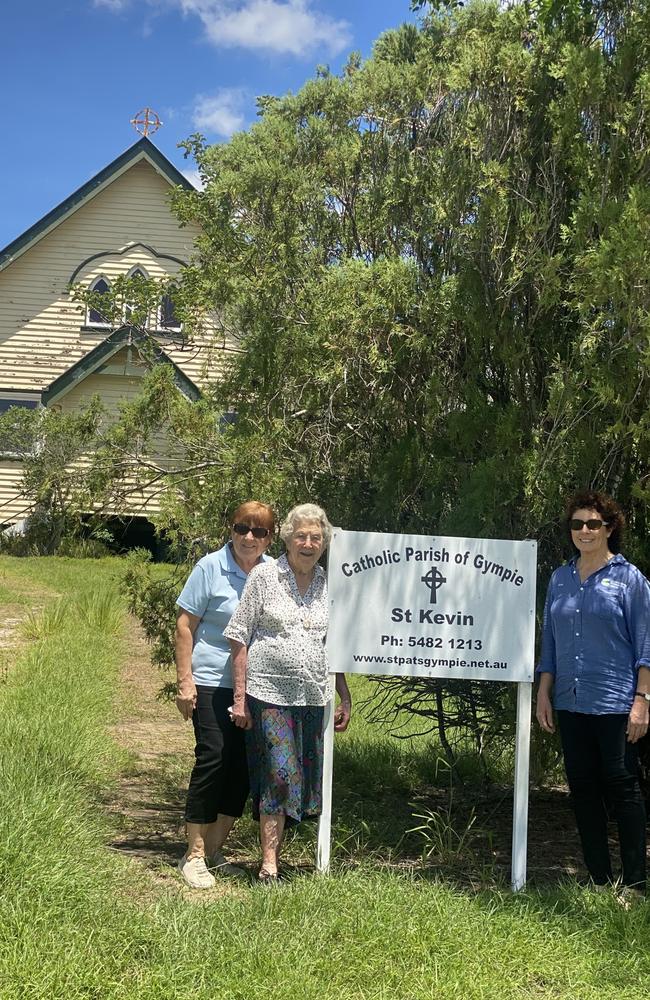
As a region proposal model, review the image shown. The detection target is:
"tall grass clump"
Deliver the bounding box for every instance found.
[0,558,145,997]
[20,596,69,641]
[78,584,123,634]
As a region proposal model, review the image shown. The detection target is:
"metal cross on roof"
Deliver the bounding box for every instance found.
[130,108,162,137]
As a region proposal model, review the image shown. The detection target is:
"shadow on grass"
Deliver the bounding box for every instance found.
[105,723,597,893]
[330,737,594,890]
[104,756,189,867]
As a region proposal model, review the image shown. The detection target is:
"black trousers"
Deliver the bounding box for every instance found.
[558,710,647,890]
[184,686,249,825]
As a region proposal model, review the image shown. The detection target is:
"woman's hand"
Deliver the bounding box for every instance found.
[334,700,351,732]
[536,673,555,734]
[536,692,555,734]
[175,678,197,721]
[626,698,649,743]
[231,698,252,730]
[334,674,352,732]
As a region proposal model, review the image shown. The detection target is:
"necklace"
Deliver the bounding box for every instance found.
[577,552,613,582]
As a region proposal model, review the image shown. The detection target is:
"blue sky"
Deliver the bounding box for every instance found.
[0,0,419,249]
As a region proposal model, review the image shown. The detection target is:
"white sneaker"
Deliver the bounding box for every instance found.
[617,885,645,910]
[178,855,216,889]
[207,850,247,879]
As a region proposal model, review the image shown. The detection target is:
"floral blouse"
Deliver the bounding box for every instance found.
[223,554,329,707]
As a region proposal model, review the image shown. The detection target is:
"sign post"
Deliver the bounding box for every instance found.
[316,698,335,873]
[511,681,533,891]
[319,529,537,890]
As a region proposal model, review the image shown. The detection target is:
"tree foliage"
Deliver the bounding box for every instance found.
[172,0,650,578]
[0,402,103,552]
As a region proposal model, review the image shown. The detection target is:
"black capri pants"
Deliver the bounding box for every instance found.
[558,710,646,890]
[184,686,249,824]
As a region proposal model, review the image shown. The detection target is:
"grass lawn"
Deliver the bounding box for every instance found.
[1,555,649,1000]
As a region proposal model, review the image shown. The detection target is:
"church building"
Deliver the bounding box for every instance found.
[0,136,224,529]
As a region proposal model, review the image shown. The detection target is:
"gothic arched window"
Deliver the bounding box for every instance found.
[87,277,111,326]
[124,268,148,325]
[159,293,182,331]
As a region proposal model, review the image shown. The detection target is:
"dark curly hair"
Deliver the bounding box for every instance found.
[565,489,625,554]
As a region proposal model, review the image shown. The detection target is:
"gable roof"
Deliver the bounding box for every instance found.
[41,327,201,406]
[0,138,195,272]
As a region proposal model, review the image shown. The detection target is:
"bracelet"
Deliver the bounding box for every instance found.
[634,691,650,702]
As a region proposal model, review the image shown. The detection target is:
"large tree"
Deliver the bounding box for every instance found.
[169,0,650,578]
[168,0,650,762]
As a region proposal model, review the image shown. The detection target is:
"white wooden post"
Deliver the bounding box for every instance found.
[316,691,335,872]
[511,681,532,891]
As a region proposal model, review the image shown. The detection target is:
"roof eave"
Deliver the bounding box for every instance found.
[42,327,201,406]
[0,138,196,272]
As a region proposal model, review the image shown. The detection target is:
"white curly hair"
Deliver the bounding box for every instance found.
[280,503,333,547]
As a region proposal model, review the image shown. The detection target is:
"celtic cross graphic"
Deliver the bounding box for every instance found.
[421,566,446,604]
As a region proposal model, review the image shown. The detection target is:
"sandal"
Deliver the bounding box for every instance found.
[258,867,279,883]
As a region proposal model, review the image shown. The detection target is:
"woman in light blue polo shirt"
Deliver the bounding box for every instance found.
[536,489,650,900]
[175,500,275,889]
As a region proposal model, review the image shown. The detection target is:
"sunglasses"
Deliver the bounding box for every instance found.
[232,522,270,539]
[569,518,608,531]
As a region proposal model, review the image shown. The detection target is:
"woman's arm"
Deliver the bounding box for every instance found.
[535,578,557,734]
[627,664,650,743]
[223,569,266,729]
[175,609,201,720]
[229,639,252,729]
[623,570,650,742]
[333,673,352,732]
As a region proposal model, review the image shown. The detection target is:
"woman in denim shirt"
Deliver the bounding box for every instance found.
[536,489,650,900]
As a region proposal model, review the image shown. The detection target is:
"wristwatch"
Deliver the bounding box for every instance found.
[634,691,650,702]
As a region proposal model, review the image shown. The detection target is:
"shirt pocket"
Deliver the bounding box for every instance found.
[590,585,624,621]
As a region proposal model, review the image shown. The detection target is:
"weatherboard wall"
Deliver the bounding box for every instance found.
[55,354,180,517]
[0,462,29,525]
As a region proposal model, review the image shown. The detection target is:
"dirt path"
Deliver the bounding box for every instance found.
[0,613,30,684]
[107,619,196,887]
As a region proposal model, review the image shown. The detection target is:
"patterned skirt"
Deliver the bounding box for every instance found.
[246,697,325,826]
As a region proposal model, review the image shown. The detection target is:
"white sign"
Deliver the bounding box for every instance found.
[327,530,537,683]
[320,528,537,891]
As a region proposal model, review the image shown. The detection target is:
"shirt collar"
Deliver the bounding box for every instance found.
[222,541,249,580]
[569,552,625,571]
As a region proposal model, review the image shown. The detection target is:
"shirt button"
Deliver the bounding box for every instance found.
[580,588,584,592]
[575,655,579,660]
[575,632,580,636]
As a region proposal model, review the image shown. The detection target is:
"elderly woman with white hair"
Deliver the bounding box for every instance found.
[224,502,351,880]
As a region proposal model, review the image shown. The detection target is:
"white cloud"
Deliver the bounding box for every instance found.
[192,89,248,136]
[182,0,351,57]
[182,168,205,189]
[93,0,130,10]
[96,0,352,57]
